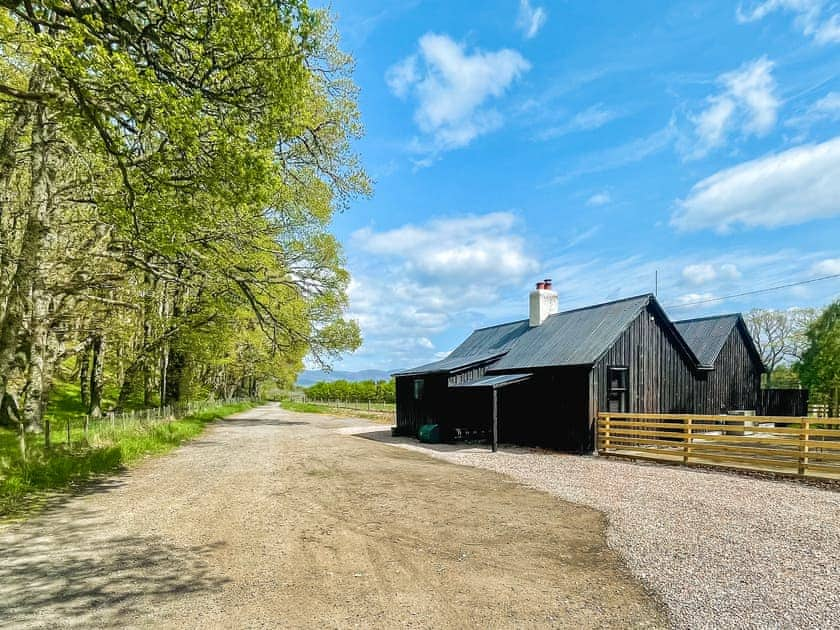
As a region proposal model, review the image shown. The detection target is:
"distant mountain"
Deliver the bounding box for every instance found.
[296,368,397,387]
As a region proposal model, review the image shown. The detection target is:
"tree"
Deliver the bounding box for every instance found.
[797,300,840,415]
[745,308,819,387]
[0,2,368,436]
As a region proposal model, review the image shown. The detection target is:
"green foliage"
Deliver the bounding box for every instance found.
[0,401,254,518]
[305,379,395,403]
[764,365,801,389]
[0,2,368,431]
[280,401,332,414]
[797,300,840,409]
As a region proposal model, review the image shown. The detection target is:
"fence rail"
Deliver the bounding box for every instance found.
[43,397,254,449]
[597,412,840,480]
[300,396,396,414]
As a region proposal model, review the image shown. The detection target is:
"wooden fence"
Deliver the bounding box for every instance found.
[597,412,840,480]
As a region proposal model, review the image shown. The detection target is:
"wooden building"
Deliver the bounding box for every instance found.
[394,283,765,452]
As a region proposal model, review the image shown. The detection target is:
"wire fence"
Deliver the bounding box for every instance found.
[300,396,396,414]
[42,397,255,449]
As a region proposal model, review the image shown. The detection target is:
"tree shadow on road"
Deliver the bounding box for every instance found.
[0,500,229,628]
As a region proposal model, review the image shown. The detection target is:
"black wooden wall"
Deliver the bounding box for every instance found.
[395,374,449,436]
[498,368,590,450]
[591,305,762,425]
[694,323,762,413]
[592,304,699,419]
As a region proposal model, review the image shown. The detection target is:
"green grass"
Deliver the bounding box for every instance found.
[281,400,394,425]
[0,401,256,519]
[281,401,333,414]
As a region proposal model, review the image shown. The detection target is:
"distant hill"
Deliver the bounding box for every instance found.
[296,369,397,387]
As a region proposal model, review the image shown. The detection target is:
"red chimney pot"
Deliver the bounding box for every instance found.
[536,281,545,290]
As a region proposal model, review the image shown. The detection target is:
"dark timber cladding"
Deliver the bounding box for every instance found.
[394,292,767,452]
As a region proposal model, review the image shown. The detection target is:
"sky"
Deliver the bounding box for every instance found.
[315,0,840,372]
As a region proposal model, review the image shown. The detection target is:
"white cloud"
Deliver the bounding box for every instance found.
[565,225,601,248]
[538,103,621,140]
[516,0,547,38]
[550,122,676,185]
[674,292,717,306]
[737,0,840,44]
[787,91,840,129]
[811,258,840,275]
[386,34,530,161]
[338,240,837,370]
[343,212,541,368]
[687,57,779,159]
[385,55,418,98]
[673,136,840,232]
[682,264,718,285]
[586,191,612,206]
[720,263,743,280]
[353,212,538,279]
[681,263,742,285]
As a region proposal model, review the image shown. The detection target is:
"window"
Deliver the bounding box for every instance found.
[607,367,629,413]
[413,378,425,401]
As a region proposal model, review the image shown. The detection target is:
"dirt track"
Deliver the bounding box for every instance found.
[0,404,665,628]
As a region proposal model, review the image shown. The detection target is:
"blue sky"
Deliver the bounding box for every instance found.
[317,0,840,372]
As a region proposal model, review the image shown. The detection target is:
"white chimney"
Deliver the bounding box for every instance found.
[529,278,558,327]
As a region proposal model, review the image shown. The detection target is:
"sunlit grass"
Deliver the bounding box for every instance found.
[0,401,255,519]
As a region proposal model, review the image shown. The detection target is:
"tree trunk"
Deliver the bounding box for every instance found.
[0,75,40,325]
[142,271,154,407]
[79,340,91,408]
[160,344,169,406]
[2,99,54,432]
[165,349,185,403]
[0,390,20,429]
[89,333,105,418]
[22,292,50,432]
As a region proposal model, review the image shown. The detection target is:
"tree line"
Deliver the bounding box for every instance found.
[305,379,396,404]
[745,300,840,413]
[0,2,367,435]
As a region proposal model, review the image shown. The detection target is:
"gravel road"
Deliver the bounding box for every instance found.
[359,429,840,630]
[0,404,665,629]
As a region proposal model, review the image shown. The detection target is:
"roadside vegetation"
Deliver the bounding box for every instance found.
[1,393,255,518]
[281,399,393,425]
[0,3,367,455]
[303,379,396,404]
[746,300,840,413]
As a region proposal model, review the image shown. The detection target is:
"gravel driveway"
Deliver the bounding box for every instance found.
[0,404,665,629]
[359,428,840,630]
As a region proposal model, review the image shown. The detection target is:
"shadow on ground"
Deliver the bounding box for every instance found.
[0,501,229,628]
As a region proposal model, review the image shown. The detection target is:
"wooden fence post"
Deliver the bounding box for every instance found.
[798,419,810,476]
[683,417,693,465]
[44,419,51,450]
[602,414,610,453]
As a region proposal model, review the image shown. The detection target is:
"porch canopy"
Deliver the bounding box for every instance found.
[450,373,533,451]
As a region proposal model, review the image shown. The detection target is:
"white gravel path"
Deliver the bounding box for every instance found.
[357,430,840,630]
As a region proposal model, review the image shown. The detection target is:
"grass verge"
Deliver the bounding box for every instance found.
[280,400,394,425]
[0,401,256,520]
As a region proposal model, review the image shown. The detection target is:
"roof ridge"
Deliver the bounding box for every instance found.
[551,293,653,317]
[674,313,741,324]
[472,318,529,332]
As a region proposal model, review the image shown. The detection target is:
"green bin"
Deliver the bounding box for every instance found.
[418,424,440,443]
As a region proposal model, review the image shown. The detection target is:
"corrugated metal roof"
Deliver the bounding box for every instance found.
[450,373,533,388]
[489,294,653,371]
[673,314,740,366]
[392,319,529,376]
